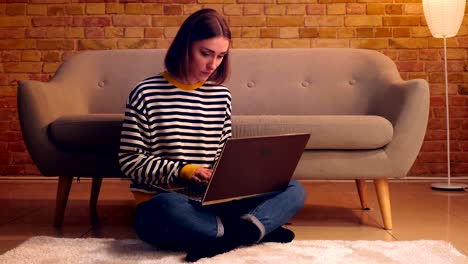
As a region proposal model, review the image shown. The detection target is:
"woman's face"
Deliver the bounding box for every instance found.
[188,36,230,84]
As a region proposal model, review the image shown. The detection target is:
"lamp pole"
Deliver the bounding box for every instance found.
[430,37,467,191]
[423,0,467,191]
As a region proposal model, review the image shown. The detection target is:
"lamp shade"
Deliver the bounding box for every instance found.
[422,0,466,38]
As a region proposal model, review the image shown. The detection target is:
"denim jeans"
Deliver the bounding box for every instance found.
[133,180,306,249]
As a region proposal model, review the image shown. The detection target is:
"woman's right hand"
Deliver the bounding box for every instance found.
[192,167,213,183]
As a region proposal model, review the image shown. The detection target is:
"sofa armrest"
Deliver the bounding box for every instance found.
[17,79,89,175]
[374,79,430,178]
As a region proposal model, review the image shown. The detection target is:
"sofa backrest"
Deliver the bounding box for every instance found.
[51,48,402,115]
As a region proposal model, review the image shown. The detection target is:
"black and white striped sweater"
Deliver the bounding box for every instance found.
[119,73,232,193]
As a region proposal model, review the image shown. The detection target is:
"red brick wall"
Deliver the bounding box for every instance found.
[0,1,467,177]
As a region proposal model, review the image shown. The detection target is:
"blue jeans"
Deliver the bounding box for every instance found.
[134,180,306,249]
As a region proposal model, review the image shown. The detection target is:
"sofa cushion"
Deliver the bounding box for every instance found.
[232,115,393,150]
[49,114,393,151]
[49,114,123,150]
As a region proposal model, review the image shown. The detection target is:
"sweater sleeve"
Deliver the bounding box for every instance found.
[118,92,186,187]
[180,164,200,180]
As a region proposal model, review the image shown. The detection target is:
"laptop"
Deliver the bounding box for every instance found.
[152,133,310,206]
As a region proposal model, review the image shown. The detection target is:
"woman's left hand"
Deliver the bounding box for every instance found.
[192,167,213,183]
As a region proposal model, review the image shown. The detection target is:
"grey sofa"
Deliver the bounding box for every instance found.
[18,48,429,229]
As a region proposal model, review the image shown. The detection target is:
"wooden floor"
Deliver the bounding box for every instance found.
[1,179,468,256]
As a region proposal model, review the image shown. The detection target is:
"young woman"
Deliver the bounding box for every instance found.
[119,8,306,262]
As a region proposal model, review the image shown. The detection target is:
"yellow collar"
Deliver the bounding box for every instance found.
[161,71,205,90]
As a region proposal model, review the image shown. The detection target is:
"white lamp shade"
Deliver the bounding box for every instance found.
[422,0,466,38]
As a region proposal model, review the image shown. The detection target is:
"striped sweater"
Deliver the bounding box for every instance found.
[119,72,232,195]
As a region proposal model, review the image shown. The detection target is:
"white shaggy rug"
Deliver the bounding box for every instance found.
[0,236,467,264]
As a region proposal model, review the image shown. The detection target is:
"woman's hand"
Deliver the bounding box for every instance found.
[192,167,213,183]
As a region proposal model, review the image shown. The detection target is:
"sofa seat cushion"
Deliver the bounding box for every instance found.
[49,114,123,149]
[49,114,393,151]
[232,115,393,150]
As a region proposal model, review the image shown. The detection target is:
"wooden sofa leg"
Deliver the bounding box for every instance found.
[90,177,103,226]
[54,176,73,227]
[355,179,370,210]
[374,178,393,230]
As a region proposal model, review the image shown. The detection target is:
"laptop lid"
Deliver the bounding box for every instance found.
[201,133,310,205]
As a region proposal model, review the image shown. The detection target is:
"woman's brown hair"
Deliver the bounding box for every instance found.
[164,8,231,85]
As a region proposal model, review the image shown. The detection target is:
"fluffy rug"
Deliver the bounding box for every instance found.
[0,236,466,264]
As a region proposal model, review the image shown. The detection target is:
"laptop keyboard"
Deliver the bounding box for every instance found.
[176,184,207,199]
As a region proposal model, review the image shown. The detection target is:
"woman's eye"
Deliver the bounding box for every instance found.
[217,55,225,59]
[201,51,210,56]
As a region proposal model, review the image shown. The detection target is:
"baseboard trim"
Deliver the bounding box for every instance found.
[0,176,128,182]
[1,176,467,182]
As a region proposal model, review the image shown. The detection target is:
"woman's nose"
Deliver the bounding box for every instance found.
[207,59,216,69]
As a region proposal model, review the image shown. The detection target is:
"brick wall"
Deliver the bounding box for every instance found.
[0,0,467,178]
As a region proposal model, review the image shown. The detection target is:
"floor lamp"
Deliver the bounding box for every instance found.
[422,0,467,191]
